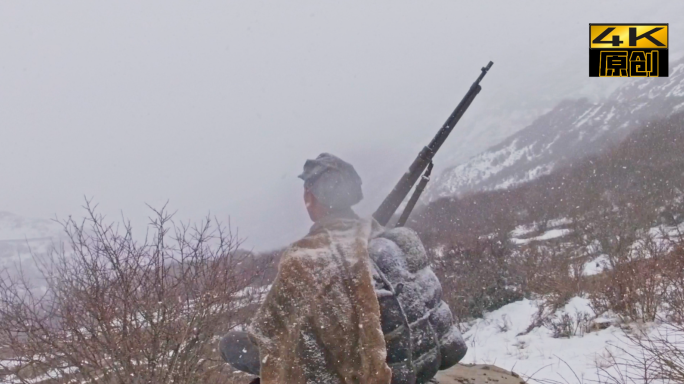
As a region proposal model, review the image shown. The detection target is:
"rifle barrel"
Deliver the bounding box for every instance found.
[372,61,493,226]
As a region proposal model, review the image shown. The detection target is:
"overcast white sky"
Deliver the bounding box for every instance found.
[2,1,683,250]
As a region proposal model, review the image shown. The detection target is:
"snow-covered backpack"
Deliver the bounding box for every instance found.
[369,227,467,384]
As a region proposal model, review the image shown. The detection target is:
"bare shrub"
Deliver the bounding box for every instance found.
[507,242,588,337]
[661,231,684,324]
[515,244,578,306]
[587,229,669,323]
[544,310,592,339]
[594,322,684,384]
[429,235,583,325]
[429,235,523,322]
[593,233,684,384]
[628,323,684,383]
[0,201,266,384]
[569,204,672,323]
[496,314,511,333]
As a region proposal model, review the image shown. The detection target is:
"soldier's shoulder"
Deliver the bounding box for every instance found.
[290,229,329,250]
[279,231,332,269]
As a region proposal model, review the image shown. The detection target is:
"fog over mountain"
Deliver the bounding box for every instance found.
[2,1,684,250]
[0,211,63,282]
[429,58,684,199]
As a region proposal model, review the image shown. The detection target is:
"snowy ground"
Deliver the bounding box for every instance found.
[460,297,651,383]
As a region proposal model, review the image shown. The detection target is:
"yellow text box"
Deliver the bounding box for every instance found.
[590,25,668,49]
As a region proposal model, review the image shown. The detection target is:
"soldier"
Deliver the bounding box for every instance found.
[220,153,466,384]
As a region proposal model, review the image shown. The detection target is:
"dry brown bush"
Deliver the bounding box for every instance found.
[586,228,671,323]
[0,201,268,384]
[512,243,587,337]
[661,232,684,324]
[428,234,523,322]
[590,231,684,383]
[516,244,579,304]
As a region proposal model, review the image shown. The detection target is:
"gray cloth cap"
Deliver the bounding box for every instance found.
[298,153,363,209]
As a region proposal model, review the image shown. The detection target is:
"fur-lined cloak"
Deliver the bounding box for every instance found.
[248,214,392,384]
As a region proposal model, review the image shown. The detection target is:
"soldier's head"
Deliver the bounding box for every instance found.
[298,153,363,222]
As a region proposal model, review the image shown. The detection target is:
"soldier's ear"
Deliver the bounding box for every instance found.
[304,189,315,206]
[304,189,325,222]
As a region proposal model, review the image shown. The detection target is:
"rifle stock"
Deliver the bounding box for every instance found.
[372,61,493,226]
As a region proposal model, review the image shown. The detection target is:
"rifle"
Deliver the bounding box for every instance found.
[372,61,493,227]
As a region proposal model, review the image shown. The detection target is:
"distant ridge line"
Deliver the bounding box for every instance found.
[0,236,56,244]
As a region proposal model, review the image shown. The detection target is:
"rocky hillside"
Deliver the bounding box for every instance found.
[429,57,684,200]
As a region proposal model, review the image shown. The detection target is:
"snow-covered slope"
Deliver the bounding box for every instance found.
[462,297,672,383]
[0,212,64,276]
[0,212,62,242]
[430,59,684,199]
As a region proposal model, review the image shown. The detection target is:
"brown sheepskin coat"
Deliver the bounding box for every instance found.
[248,214,392,384]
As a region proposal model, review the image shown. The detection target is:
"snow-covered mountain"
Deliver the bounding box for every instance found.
[430,58,684,200]
[0,212,64,277]
[0,212,62,241]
